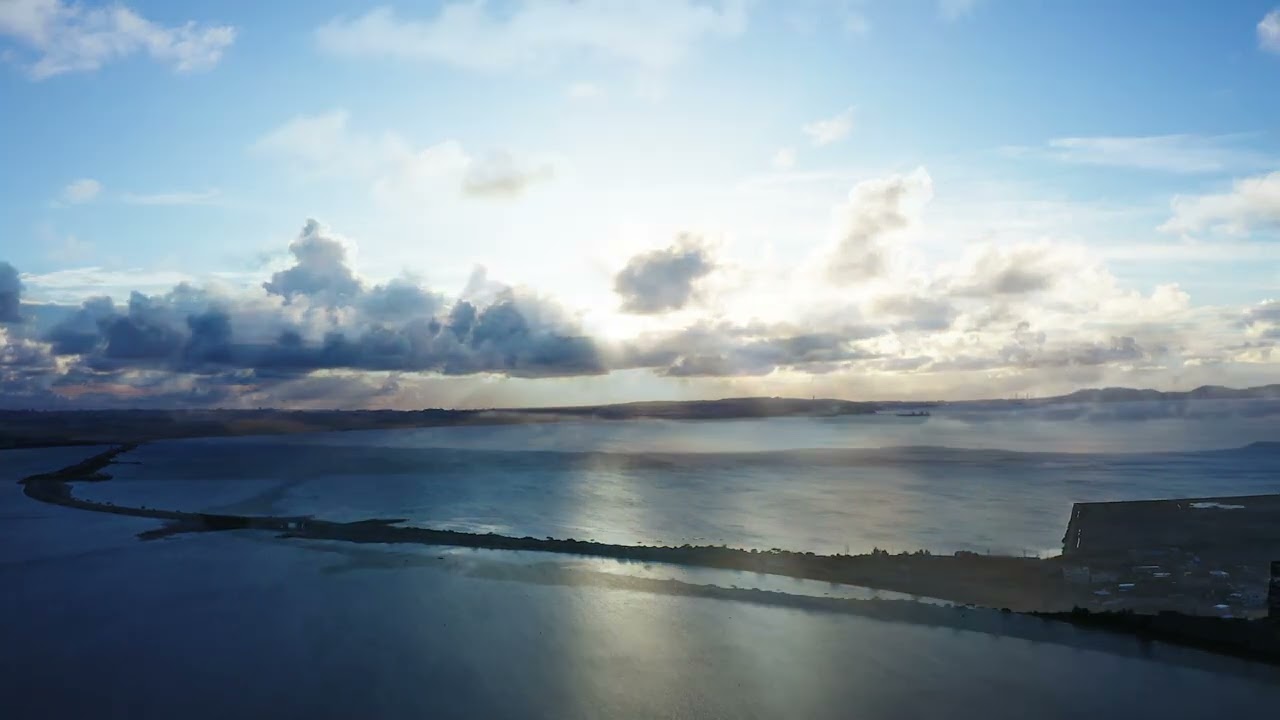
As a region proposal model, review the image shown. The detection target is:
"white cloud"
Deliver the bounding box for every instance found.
[0,0,236,79]
[256,110,552,203]
[60,177,100,204]
[1260,9,1280,53]
[253,109,404,178]
[315,0,746,71]
[8,165,1280,403]
[803,107,855,147]
[120,189,222,206]
[369,140,474,205]
[937,0,979,21]
[1029,134,1273,174]
[823,166,933,283]
[772,147,796,169]
[567,81,603,99]
[1160,171,1280,235]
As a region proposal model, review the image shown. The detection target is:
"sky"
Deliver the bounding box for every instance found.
[1,0,1278,410]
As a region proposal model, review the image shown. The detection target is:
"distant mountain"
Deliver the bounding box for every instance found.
[1019,384,1280,405]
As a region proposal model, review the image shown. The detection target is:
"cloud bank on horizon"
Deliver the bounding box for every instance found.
[1,1,1277,409]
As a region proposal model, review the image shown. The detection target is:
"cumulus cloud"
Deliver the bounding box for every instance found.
[44,295,114,354]
[615,234,716,314]
[0,0,235,79]
[60,177,101,204]
[263,220,363,306]
[30,219,612,397]
[362,276,443,321]
[825,166,932,282]
[944,241,1077,297]
[315,0,746,71]
[1260,9,1280,53]
[802,106,854,146]
[0,262,23,323]
[1161,171,1280,235]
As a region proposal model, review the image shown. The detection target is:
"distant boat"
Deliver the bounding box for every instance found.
[895,411,931,417]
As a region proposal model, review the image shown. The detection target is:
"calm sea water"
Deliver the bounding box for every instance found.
[3,406,1280,717]
[75,407,1280,556]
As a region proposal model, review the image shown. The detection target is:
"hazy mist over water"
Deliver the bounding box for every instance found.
[260,400,1280,454]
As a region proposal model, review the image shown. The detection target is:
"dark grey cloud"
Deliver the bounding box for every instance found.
[34,235,608,384]
[185,308,234,365]
[99,292,186,362]
[45,296,115,354]
[615,235,715,314]
[0,262,22,323]
[248,298,606,379]
[263,219,363,304]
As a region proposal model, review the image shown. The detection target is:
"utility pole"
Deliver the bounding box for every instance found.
[1269,561,1280,621]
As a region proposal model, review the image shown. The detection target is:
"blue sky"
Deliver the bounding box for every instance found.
[0,0,1278,408]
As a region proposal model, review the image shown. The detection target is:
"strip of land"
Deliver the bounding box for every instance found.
[5,383,1278,448]
[21,446,1058,609]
